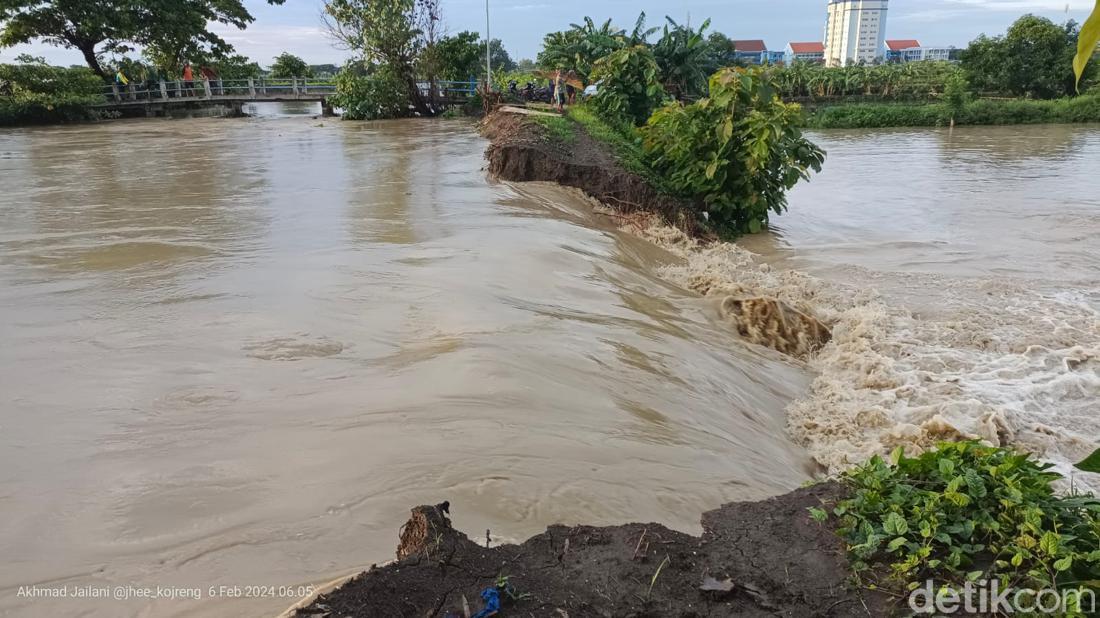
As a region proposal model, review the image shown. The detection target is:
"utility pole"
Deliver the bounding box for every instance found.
[485,0,492,91]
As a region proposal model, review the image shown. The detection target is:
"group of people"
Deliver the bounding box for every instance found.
[112,62,219,98]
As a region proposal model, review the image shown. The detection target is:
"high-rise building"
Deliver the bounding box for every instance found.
[824,0,888,66]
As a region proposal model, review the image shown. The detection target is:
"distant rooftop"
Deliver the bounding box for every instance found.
[732,40,768,53]
[788,42,825,54]
[885,39,921,51]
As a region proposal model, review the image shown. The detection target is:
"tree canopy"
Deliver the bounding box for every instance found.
[961,14,1096,98]
[270,52,313,78]
[0,0,285,78]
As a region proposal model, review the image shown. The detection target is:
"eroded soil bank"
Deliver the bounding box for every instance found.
[292,484,886,617]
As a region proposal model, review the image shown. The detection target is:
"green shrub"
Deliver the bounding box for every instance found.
[641,67,824,236]
[0,94,102,126]
[832,441,1100,602]
[0,63,104,126]
[589,45,665,126]
[330,67,409,120]
[0,63,103,98]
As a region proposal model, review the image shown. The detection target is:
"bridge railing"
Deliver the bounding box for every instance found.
[101,77,336,103]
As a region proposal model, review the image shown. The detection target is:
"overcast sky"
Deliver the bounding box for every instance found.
[0,0,1093,68]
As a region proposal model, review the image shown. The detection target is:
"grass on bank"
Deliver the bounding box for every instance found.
[530,113,577,144]
[805,94,1100,129]
[814,441,1100,607]
[564,105,679,196]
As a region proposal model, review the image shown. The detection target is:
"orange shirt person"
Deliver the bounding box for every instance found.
[182,63,194,96]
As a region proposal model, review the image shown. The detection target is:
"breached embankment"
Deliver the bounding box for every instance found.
[288,108,1099,616]
[482,108,1100,482]
[289,485,887,617]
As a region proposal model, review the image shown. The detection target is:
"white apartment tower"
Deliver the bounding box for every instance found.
[824,0,889,66]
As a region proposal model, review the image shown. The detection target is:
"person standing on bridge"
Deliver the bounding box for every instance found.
[182,63,194,97]
[200,66,219,96]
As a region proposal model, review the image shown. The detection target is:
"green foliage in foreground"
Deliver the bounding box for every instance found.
[642,68,824,236]
[329,67,408,121]
[804,95,1100,129]
[831,442,1100,600]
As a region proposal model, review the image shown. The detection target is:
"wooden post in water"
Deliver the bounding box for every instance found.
[321,97,335,117]
[159,81,168,100]
[248,78,256,98]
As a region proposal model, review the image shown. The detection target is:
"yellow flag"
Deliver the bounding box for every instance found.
[1076,0,1100,90]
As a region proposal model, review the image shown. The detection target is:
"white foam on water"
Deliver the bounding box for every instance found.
[622,216,1100,483]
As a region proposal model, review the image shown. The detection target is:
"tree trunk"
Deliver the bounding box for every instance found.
[406,77,434,116]
[76,41,107,79]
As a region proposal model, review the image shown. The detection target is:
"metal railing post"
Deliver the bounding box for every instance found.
[248,78,256,98]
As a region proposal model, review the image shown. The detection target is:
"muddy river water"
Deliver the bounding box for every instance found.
[1,110,1098,616]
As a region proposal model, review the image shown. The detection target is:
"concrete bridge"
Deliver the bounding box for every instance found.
[96,77,477,118]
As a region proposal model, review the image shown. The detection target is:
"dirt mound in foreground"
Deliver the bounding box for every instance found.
[292,483,887,617]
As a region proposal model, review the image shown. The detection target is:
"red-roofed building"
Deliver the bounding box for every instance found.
[731,40,780,65]
[886,39,921,62]
[785,42,826,64]
[886,39,921,51]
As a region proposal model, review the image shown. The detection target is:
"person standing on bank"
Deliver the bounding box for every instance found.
[554,70,565,113]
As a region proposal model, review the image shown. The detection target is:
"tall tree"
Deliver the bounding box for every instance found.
[961,14,1096,98]
[270,52,313,78]
[323,0,435,114]
[0,0,286,79]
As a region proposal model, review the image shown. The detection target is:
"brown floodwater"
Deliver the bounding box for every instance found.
[0,111,813,617]
[2,113,1098,617]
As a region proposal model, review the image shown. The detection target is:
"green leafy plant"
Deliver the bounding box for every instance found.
[1076,448,1100,474]
[651,16,717,100]
[330,65,408,120]
[834,441,1100,598]
[641,67,824,236]
[588,45,665,126]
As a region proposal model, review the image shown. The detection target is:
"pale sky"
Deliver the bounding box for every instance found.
[0,0,1093,68]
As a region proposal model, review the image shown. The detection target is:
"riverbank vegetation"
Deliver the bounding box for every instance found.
[804,94,1100,128]
[825,442,1100,607]
[0,59,104,125]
